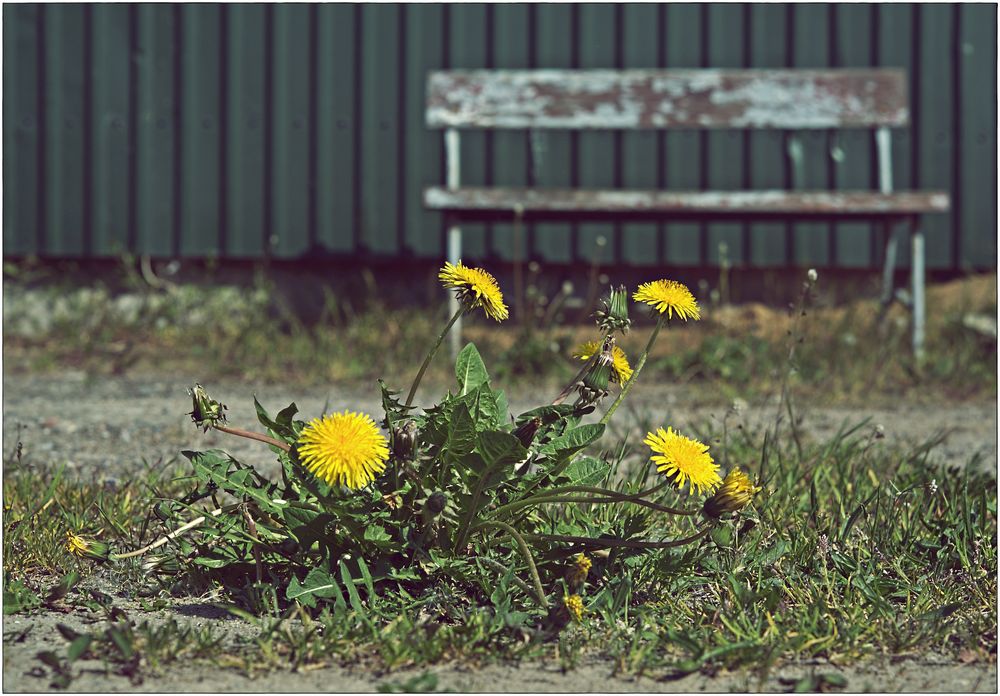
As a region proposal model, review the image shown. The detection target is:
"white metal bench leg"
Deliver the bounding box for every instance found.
[448,222,462,359]
[445,127,462,359]
[910,221,925,360]
[879,221,898,307]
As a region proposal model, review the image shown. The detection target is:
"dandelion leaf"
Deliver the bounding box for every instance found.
[455,343,490,395]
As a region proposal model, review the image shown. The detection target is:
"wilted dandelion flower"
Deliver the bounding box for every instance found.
[563,594,585,622]
[633,280,700,321]
[644,427,721,496]
[438,261,509,321]
[297,411,390,490]
[703,466,761,518]
[565,553,592,591]
[572,341,633,383]
[65,531,110,561]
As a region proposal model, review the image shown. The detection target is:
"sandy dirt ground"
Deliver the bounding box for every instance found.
[2,371,996,692]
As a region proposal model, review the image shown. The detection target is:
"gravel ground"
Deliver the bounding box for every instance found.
[2,371,995,480]
[2,370,997,692]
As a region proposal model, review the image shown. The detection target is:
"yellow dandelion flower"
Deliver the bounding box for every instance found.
[572,341,634,383]
[565,552,592,591]
[633,279,700,321]
[65,531,110,561]
[563,594,585,622]
[703,467,762,518]
[438,261,509,322]
[644,427,722,496]
[297,411,390,490]
[66,531,89,556]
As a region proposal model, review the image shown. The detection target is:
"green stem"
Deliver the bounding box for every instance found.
[500,495,698,517]
[472,520,548,608]
[493,482,697,518]
[523,525,711,551]
[405,305,466,408]
[600,314,666,426]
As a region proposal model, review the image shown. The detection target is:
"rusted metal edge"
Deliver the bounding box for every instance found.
[426,69,909,130]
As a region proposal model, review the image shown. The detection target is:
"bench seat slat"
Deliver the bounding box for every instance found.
[424,187,950,217]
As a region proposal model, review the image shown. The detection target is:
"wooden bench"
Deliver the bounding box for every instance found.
[423,69,950,358]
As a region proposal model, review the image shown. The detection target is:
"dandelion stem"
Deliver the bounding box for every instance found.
[405,305,466,408]
[523,525,711,551]
[213,424,291,452]
[493,482,698,518]
[599,314,665,426]
[111,506,231,559]
[472,520,549,609]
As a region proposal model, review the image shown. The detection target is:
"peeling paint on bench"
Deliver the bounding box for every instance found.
[426,70,909,130]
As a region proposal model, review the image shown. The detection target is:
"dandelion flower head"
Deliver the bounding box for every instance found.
[297,411,390,490]
[703,466,762,518]
[572,341,633,383]
[439,261,509,322]
[633,279,700,321]
[565,552,592,590]
[563,594,585,622]
[65,531,90,557]
[645,427,722,496]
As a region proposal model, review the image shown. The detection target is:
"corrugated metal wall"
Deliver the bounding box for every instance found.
[3,3,996,270]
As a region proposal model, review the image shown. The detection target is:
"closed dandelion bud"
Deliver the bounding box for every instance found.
[187,383,228,432]
[65,531,110,562]
[426,491,447,516]
[576,339,614,405]
[595,285,631,334]
[513,417,542,449]
[392,420,417,460]
[565,553,592,592]
[703,467,761,518]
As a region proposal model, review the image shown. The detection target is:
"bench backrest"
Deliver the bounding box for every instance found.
[426,69,909,130]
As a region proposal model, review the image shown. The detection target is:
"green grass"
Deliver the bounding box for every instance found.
[5,410,995,687]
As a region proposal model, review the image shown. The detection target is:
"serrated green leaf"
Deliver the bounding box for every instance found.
[541,423,606,462]
[182,449,281,513]
[446,404,477,460]
[515,404,577,425]
[477,431,528,469]
[560,456,611,486]
[287,568,343,609]
[279,503,334,549]
[455,343,489,395]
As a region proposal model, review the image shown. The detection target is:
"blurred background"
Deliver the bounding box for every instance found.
[3,2,997,400]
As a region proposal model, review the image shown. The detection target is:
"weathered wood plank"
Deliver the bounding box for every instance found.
[426,69,909,130]
[425,187,949,216]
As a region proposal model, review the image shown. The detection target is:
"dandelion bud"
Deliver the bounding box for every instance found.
[65,531,110,562]
[576,340,613,406]
[594,285,631,335]
[703,467,761,518]
[565,553,592,592]
[425,491,447,516]
[392,420,417,460]
[187,383,228,432]
[513,417,542,449]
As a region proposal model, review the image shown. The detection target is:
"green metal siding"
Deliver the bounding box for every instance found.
[3,2,996,270]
